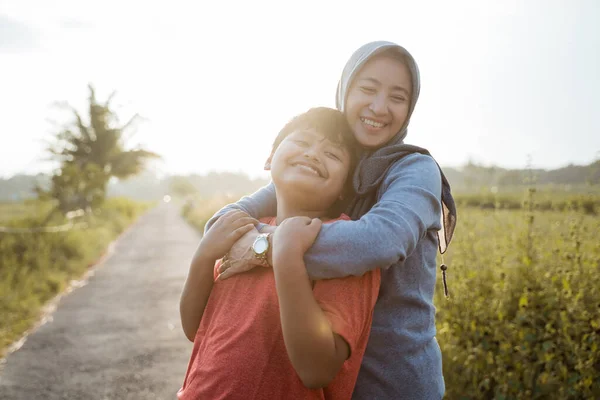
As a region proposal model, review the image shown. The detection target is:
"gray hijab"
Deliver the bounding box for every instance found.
[337,41,456,254]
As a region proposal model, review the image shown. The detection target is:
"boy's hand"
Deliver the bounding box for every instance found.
[197,210,258,263]
[273,217,322,265]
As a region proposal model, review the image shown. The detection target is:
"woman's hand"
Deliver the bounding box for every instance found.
[216,228,264,280]
[216,217,322,279]
[196,210,258,263]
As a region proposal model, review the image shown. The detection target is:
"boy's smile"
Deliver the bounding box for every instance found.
[290,157,325,178]
[267,128,351,216]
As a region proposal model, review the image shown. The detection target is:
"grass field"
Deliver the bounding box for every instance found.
[0,198,152,359]
[0,201,54,223]
[181,190,600,399]
[2,190,598,398]
[435,207,599,398]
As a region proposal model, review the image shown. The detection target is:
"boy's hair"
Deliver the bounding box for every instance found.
[271,107,358,217]
[272,107,355,153]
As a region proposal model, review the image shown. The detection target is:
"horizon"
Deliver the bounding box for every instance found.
[2,156,598,183]
[1,0,599,180]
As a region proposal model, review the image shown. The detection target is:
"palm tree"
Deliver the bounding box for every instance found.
[40,84,161,214]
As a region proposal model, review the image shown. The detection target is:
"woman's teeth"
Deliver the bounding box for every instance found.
[361,117,386,128]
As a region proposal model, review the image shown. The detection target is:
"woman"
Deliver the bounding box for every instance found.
[205,41,456,399]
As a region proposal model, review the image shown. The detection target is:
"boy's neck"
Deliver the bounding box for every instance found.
[275,195,329,225]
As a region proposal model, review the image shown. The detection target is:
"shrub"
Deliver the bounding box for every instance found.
[0,198,151,357]
[181,195,238,233]
[437,209,600,399]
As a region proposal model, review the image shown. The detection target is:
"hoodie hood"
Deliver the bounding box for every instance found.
[335,40,420,144]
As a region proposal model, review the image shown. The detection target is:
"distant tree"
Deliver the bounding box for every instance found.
[498,170,524,187]
[168,176,198,198]
[589,158,600,185]
[37,84,160,214]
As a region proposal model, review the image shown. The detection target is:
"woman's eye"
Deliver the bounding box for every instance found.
[360,87,376,94]
[391,96,407,103]
[294,140,309,147]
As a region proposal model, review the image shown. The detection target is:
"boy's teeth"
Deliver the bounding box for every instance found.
[296,164,320,176]
[361,118,385,128]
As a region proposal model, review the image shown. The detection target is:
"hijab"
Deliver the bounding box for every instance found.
[337,41,456,254]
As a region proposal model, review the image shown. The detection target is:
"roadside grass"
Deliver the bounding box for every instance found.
[0,197,153,358]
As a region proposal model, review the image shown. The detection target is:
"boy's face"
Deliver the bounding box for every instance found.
[268,128,351,211]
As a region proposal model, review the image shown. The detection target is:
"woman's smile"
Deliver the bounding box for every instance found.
[345,56,412,149]
[360,117,387,129]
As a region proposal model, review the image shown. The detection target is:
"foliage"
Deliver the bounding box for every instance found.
[43,163,108,213]
[0,197,151,358]
[445,159,600,191]
[437,208,600,399]
[37,84,160,214]
[182,196,600,399]
[169,176,198,198]
[454,191,599,215]
[1,171,269,203]
[0,199,56,223]
[180,195,238,232]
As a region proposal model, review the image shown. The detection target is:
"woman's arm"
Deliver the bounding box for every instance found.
[304,153,443,279]
[216,154,442,281]
[203,182,277,235]
[179,253,215,342]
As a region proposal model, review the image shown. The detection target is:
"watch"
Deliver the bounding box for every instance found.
[252,233,271,266]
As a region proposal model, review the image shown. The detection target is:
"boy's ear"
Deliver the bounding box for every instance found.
[264,155,273,170]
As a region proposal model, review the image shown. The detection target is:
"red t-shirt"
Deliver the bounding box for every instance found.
[178,215,381,400]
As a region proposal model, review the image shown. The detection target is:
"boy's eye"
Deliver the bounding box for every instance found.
[325,151,341,161]
[294,139,309,147]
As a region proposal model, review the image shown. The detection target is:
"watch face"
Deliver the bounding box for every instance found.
[253,237,268,254]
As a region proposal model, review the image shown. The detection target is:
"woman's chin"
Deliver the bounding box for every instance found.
[355,127,398,150]
[355,132,386,149]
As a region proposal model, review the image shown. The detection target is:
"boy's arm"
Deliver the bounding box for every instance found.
[179,253,215,342]
[273,245,349,388]
[272,217,380,389]
[304,154,443,279]
[180,210,256,342]
[204,182,277,235]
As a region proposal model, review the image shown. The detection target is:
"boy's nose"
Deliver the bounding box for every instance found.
[303,150,321,164]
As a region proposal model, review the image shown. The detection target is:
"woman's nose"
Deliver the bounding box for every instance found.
[369,94,387,115]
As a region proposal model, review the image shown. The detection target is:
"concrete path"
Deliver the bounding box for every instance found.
[0,202,199,400]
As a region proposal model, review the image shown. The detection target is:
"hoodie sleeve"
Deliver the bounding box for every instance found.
[203,182,277,235]
[304,153,442,279]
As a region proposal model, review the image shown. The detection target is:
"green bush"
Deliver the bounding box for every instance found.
[182,196,600,398]
[437,209,600,399]
[0,197,151,357]
[453,192,600,215]
[181,195,238,233]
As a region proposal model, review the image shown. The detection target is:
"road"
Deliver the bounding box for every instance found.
[0,202,199,400]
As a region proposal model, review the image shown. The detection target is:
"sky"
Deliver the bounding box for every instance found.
[0,0,599,180]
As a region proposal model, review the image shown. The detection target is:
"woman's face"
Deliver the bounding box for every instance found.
[345,56,412,149]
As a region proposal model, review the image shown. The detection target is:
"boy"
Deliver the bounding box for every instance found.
[178,107,381,399]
